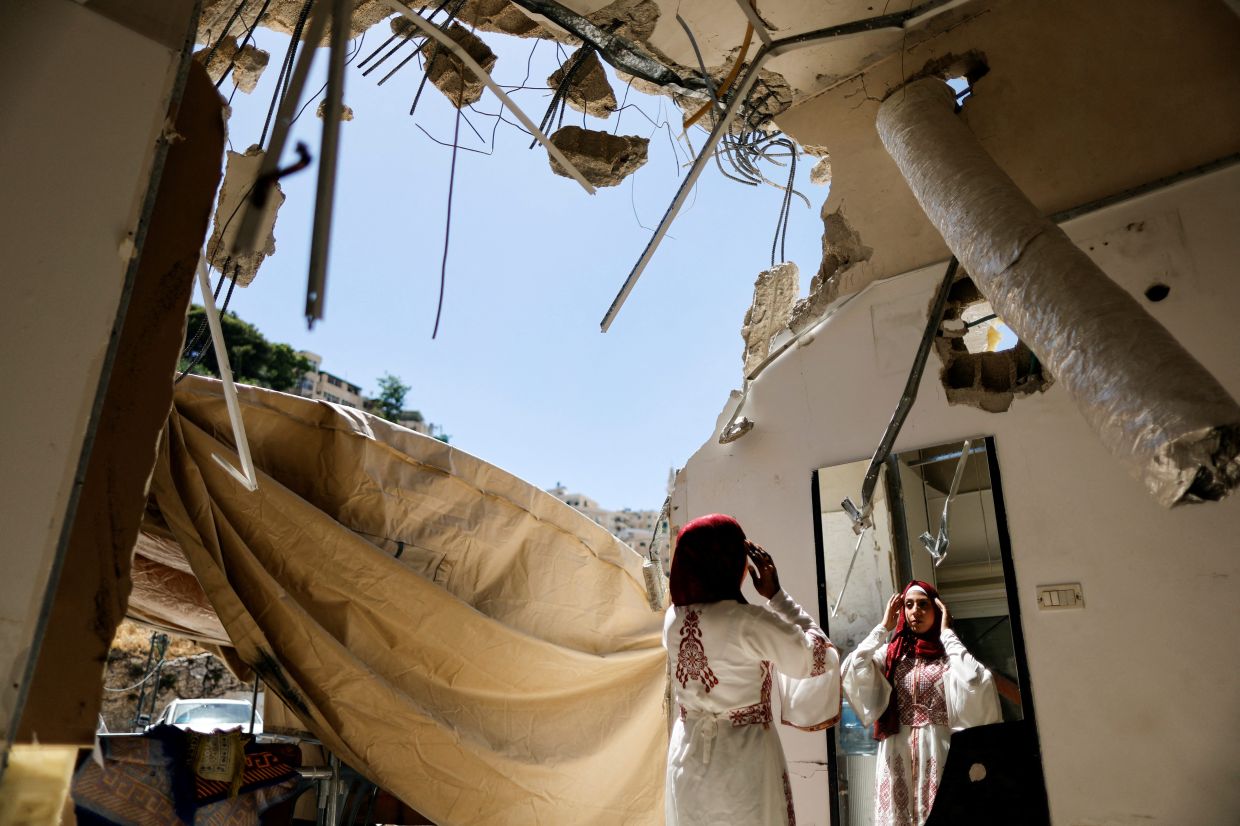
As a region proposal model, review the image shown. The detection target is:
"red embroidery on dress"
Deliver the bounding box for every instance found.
[878,749,915,826]
[894,656,949,727]
[782,771,796,826]
[810,632,831,677]
[675,609,719,692]
[923,751,940,816]
[728,661,772,728]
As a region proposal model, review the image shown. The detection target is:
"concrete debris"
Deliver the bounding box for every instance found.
[194,36,237,84]
[231,45,270,94]
[393,0,545,39]
[548,49,617,119]
[206,146,284,287]
[741,262,799,376]
[317,100,355,121]
[789,208,872,332]
[547,126,648,187]
[457,0,545,38]
[809,154,832,186]
[933,277,1052,413]
[419,23,498,108]
[587,0,660,45]
[198,1,393,46]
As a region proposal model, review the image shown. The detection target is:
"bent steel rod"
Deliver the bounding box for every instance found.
[600,0,954,331]
[842,257,959,530]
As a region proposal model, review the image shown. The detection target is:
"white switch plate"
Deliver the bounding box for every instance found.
[1036,583,1084,610]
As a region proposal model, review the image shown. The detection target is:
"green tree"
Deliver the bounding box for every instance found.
[180,306,312,393]
[373,373,411,422]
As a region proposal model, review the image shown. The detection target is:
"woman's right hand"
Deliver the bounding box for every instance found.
[745,541,781,600]
[882,593,902,631]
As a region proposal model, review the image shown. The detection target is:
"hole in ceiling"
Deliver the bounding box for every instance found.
[946,75,972,107]
[1144,283,1171,302]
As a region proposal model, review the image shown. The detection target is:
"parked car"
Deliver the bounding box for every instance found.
[148,698,262,734]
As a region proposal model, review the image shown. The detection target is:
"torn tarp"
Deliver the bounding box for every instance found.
[146,376,667,825]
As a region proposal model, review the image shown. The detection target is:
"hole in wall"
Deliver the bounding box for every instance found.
[933,276,1053,413]
[1144,283,1171,302]
[959,300,1018,354]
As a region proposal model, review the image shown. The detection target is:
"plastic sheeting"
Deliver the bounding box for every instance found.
[146,376,667,825]
[877,79,1240,506]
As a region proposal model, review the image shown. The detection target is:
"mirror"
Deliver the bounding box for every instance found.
[814,437,1039,826]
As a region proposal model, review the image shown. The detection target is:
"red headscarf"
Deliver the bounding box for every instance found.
[669,514,748,606]
[875,579,946,740]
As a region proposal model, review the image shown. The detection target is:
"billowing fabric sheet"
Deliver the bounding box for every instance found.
[147,376,667,825]
[876,78,1240,507]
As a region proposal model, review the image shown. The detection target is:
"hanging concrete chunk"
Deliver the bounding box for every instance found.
[804,145,833,186]
[877,78,1240,506]
[548,50,617,119]
[547,126,648,187]
[206,146,284,287]
[316,100,354,121]
[194,36,237,84]
[419,22,498,108]
[741,262,799,377]
[231,45,270,94]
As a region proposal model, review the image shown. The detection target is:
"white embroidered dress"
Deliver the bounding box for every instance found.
[664,591,839,826]
[841,624,1001,826]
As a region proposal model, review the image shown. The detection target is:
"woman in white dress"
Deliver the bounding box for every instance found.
[841,581,1001,826]
[664,514,840,826]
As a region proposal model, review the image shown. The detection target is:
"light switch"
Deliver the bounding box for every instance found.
[1036,583,1083,610]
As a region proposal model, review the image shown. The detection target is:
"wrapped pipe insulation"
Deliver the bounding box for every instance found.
[876,78,1240,506]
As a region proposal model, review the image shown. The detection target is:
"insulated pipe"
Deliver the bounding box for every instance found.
[876,78,1240,506]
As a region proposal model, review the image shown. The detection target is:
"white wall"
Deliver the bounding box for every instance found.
[0,0,188,740]
[676,165,1240,824]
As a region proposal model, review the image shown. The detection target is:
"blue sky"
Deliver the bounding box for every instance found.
[216,23,827,512]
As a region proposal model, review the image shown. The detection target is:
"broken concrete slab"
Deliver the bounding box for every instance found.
[392,0,545,39]
[206,146,284,287]
[548,49,617,119]
[419,22,498,108]
[231,45,269,94]
[789,207,872,333]
[742,262,799,376]
[547,126,648,187]
[198,0,392,47]
[193,35,237,85]
[588,0,660,45]
[316,100,355,121]
[457,0,545,38]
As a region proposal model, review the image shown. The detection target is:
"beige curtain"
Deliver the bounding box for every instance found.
[148,376,667,825]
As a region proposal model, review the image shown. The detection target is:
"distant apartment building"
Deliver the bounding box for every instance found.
[546,485,668,565]
[296,351,365,409]
[297,351,444,439]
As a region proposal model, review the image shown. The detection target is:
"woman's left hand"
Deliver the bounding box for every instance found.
[935,597,952,629]
[746,541,780,599]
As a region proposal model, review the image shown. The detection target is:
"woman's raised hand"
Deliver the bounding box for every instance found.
[935,597,951,629]
[882,593,902,631]
[745,541,781,599]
